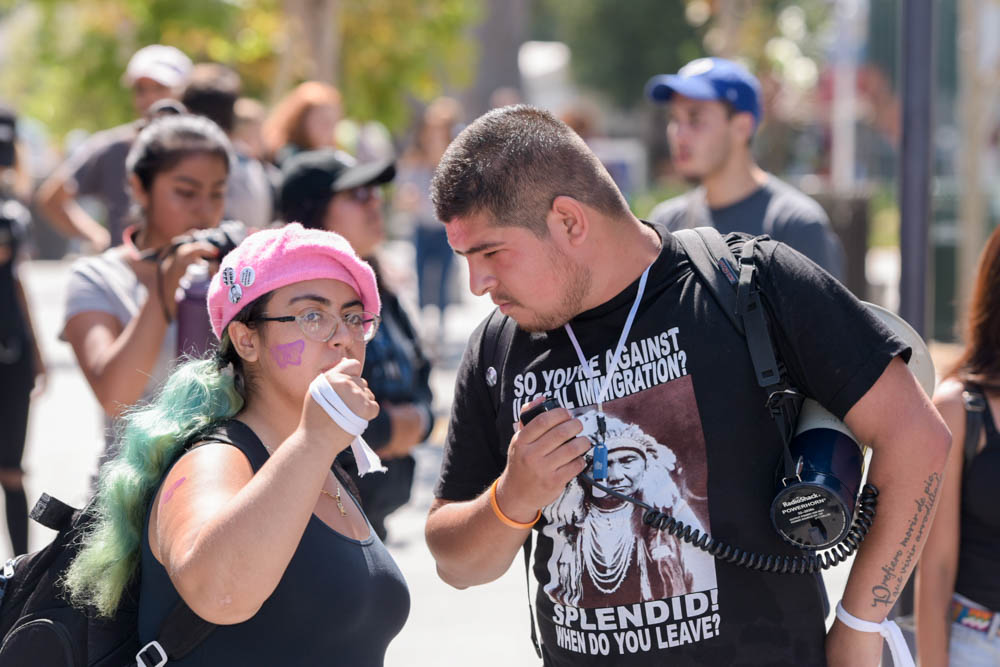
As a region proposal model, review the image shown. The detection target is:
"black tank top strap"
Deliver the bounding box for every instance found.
[188,419,269,472]
[983,395,1000,440]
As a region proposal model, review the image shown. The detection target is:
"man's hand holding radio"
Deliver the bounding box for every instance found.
[493,398,591,524]
[425,397,591,589]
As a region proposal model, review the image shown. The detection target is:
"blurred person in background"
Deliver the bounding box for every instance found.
[182,63,274,229]
[0,104,45,555]
[64,224,409,664]
[645,57,844,280]
[395,96,463,342]
[37,45,192,251]
[232,97,269,162]
[262,81,344,168]
[917,226,1000,665]
[60,114,232,467]
[279,149,434,541]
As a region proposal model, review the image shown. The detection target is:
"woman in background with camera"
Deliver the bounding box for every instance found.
[916,225,1000,665]
[60,113,232,462]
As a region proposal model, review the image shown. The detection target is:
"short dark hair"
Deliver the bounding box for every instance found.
[430,105,629,235]
[181,63,241,133]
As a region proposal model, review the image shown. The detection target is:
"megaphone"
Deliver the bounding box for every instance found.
[770,303,935,550]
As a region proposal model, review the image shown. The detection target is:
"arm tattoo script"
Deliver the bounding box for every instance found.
[871,472,941,608]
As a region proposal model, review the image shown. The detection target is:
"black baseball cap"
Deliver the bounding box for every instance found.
[0,104,16,168]
[279,149,395,226]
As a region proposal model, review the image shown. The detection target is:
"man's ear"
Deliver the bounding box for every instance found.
[227,321,260,364]
[548,195,590,248]
[127,173,149,212]
[731,112,756,148]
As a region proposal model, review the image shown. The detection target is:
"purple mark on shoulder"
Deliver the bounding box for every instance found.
[271,339,306,368]
[161,476,187,505]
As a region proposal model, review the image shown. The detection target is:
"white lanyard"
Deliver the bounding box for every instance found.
[563,264,652,417]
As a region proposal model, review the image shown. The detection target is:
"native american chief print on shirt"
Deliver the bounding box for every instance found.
[541,377,717,609]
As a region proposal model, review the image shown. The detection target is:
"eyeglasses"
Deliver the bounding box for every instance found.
[255,309,381,343]
[342,185,380,205]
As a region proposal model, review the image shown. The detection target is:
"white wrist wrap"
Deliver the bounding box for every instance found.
[835,602,914,667]
[309,374,386,476]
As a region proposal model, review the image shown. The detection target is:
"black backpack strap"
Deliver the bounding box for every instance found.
[135,599,217,666]
[962,386,986,478]
[522,535,541,658]
[482,307,517,410]
[674,228,801,477]
[673,228,784,390]
[673,227,742,333]
[481,309,540,657]
[28,494,79,533]
[736,238,783,390]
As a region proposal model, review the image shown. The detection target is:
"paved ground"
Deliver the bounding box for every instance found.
[12,253,882,665]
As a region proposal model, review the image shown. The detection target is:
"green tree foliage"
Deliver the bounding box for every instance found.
[340,0,478,131]
[537,0,705,109]
[0,0,478,140]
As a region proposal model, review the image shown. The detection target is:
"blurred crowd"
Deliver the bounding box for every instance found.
[0,40,997,667]
[0,43,473,549]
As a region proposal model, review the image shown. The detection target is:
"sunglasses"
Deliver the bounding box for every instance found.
[342,185,380,205]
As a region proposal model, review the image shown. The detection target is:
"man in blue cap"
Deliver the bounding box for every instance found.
[645,57,845,280]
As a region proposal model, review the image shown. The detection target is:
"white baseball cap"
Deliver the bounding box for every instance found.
[122,45,193,89]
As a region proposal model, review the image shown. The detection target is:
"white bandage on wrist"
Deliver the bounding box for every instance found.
[835,602,914,667]
[308,374,386,476]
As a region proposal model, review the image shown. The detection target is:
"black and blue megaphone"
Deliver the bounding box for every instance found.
[770,303,936,550]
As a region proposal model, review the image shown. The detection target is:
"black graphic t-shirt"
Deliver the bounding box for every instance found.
[434,223,909,666]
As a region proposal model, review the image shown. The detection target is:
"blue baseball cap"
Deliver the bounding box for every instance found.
[645,57,762,128]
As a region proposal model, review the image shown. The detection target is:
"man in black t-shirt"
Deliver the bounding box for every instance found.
[645,57,845,280]
[425,105,949,666]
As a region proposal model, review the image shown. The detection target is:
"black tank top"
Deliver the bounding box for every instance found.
[955,389,1000,610]
[137,420,410,665]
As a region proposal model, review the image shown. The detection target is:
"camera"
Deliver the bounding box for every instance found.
[172,220,246,258]
[141,220,247,262]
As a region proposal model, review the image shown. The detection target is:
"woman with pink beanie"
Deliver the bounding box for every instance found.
[64,223,410,665]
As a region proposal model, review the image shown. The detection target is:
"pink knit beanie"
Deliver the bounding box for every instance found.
[207,223,380,339]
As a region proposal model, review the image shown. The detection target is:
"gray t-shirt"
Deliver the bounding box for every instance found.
[648,175,845,280]
[225,151,275,229]
[60,250,177,451]
[63,122,139,247]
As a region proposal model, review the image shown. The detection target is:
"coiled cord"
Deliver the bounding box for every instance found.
[579,473,878,575]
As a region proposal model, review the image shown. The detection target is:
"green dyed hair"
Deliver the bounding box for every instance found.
[62,358,243,616]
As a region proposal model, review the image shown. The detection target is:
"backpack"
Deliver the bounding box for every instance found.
[0,493,215,666]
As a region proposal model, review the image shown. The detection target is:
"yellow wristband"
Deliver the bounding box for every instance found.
[489,478,541,530]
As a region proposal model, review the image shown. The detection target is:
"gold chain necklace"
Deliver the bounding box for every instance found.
[320,487,347,517]
[261,442,347,517]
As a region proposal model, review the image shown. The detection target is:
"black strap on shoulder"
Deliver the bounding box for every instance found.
[673,228,742,333]
[482,307,517,410]
[135,596,218,666]
[28,494,79,533]
[962,386,986,478]
[522,535,541,658]
[673,228,801,478]
[482,309,541,657]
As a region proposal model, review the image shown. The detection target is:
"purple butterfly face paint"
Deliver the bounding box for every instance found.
[272,339,306,368]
